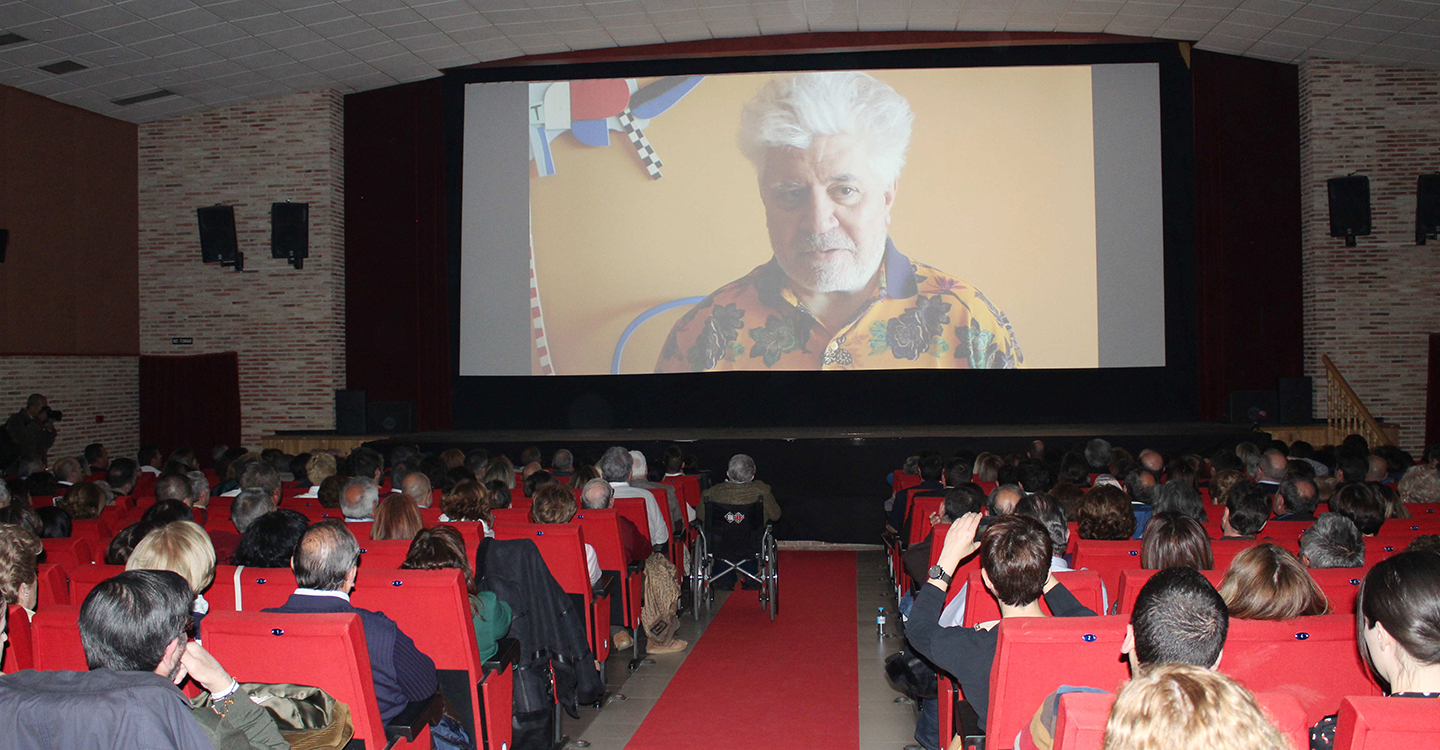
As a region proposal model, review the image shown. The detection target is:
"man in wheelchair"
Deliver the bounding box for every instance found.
[690,455,783,619]
[699,454,781,591]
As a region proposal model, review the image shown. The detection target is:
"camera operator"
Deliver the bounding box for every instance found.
[4,394,59,463]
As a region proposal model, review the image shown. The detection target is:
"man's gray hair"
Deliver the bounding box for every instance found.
[738,71,914,186]
[552,449,574,472]
[988,484,1025,516]
[186,471,210,507]
[629,450,648,482]
[239,461,281,494]
[52,457,83,483]
[231,488,276,533]
[581,478,614,510]
[727,454,756,483]
[1084,439,1112,471]
[1300,512,1365,568]
[0,481,9,509]
[341,477,380,520]
[402,472,432,508]
[292,520,360,591]
[599,446,633,483]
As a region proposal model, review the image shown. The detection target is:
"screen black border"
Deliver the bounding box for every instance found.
[443,41,1199,429]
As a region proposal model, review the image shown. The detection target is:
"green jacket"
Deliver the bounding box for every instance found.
[701,480,781,523]
[472,591,513,663]
[190,684,291,750]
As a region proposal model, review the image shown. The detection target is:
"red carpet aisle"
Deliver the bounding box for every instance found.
[624,551,860,750]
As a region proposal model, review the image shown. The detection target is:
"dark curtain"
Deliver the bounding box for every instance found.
[139,352,241,461]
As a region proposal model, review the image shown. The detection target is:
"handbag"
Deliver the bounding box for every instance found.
[191,682,354,750]
[884,648,940,700]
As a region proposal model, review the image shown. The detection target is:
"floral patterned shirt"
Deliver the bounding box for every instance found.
[655,239,1023,372]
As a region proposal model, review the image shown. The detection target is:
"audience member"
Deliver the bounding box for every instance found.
[1329,481,1386,536]
[1399,465,1440,504]
[1152,481,1206,524]
[2,395,57,462]
[0,569,286,750]
[125,521,216,635]
[1219,543,1328,620]
[1298,513,1364,568]
[402,526,512,661]
[1016,494,1072,572]
[1140,512,1213,570]
[297,453,338,498]
[701,453,782,530]
[888,452,945,532]
[371,494,423,541]
[0,505,42,538]
[265,520,439,723]
[84,443,109,476]
[1310,551,1440,747]
[630,450,684,526]
[551,449,575,477]
[51,457,83,487]
[35,506,71,539]
[153,472,196,506]
[974,453,1003,482]
[987,484,1025,517]
[231,509,310,568]
[57,481,105,521]
[401,470,433,508]
[340,477,380,522]
[602,446,670,548]
[317,473,345,509]
[1374,481,1407,520]
[1253,449,1287,489]
[1220,482,1271,539]
[1084,439,1113,474]
[1406,534,1440,556]
[1272,476,1319,522]
[346,447,385,486]
[1101,663,1288,750]
[1078,485,1137,541]
[136,445,163,478]
[0,523,42,617]
[521,469,554,499]
[186,471,211,510]
[580,478,650,564]
[484,478,512,509]
[440,479,493,531]
[531,483,600,585]
[1208,469,1245,506]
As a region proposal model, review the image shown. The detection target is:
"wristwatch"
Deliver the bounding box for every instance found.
[927,565,952,584]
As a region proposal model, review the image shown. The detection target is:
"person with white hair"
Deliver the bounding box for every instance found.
[700,454,781,524]
[656,70,1021,373]
[628,450,688,526]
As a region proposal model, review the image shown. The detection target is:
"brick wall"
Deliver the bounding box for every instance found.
[1299,59,1440,454]
[138,90,345,450]
[0,356,139,462]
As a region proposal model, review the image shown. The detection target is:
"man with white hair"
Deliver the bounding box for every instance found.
[656,71,1020,372]
[700,454,781,524]
[628,450,688,526]
[600,446,668,548]
[340,477,379,522]
[401,471,433,509]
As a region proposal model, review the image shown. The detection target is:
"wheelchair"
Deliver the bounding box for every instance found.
[688,499,779,621]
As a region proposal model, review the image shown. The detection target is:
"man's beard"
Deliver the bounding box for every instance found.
[777,229,884,294]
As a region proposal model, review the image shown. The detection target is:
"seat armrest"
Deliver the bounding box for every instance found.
[626,561,644,574]
[594,573,617,598]
[482,637,520,676]
[383,693,444,744]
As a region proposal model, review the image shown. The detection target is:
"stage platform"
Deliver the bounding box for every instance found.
[269,421,1267,544]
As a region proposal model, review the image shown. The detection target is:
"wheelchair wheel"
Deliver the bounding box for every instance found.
[688,530,709,621]
[762,532,779,621]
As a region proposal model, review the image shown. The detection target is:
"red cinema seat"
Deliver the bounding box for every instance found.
[662,474,701,511]
[961,570,1106,627]
[1307,567,1374,615]
[2,604,34,673]
[1071,540,1142,599]
[612,498,651,549]
[344,521,374,539]
[351,568,516,750]
[575,509,641,632]
[1222,614,1382,725]
[68,564,127,605]
[358,539,414,569]
[36,563,68,606]
[893,472,921,495]
[976,481,998,495]
[40,538,94,575]
[419,505,443,525]
[1367,537,1412,561]
[207,565,297,612]
[492,523,611,663]
[30,605,87,671]
[1212,539,1275,570]
[204,611,430,749]
[1052,690,1309,750]
[1335,695,1440,750]
[907,496,944,547]
[985,615,1131,749]
[490,508,530,525]
[69,518,111,548]
[1115,568,1225,615]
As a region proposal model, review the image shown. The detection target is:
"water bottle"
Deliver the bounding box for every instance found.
[876,607,887,637]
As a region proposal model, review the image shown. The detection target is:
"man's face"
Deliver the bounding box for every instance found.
[26,398,46,418]
[759,134,896,295]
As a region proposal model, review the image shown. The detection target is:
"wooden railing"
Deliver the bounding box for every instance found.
[1322,354,1393,448]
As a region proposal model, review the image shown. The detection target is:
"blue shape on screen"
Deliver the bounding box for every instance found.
[571,118,610,147]
[612,296,708,374]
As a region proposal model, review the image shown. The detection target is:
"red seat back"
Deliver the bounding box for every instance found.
[40,538,94,574]
[30,605,87,671]
[2,604,33,673]
[36,563,68,606]
[69,518,111,548]
[986,615,1131,749]
[662,475,701,510]
[1052,689,1309,750]
[613,498,650,545]
[907,496,944,547]
[358,539,414,570]
[207,565,297,611]
[962,570,1106,627]
[576,510,640,628]
[68,564,128,605]
[893,473,921,494]
[1222,614,1381,724]
[490,508,530,525]
[492,522,607,660]
[1072,540,1143,596]
[1336,695,1440,750]
[204,611,421,749]
[1115,568,1225,615]
[1306,566,1375,615]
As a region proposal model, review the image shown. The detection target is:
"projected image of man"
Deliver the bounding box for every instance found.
[656,71,1023,372]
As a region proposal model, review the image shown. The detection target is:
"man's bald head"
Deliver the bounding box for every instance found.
[402,472,432,508]
[1139,449,1164,474]
[341,477,379,520]
[1366,455,1388,483]
[292,520,359,591]
[989,485,1025,517]
[1257,450,1288,482]
[581,478,613,510]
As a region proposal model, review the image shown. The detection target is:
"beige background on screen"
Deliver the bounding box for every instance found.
[528,66,1099,375]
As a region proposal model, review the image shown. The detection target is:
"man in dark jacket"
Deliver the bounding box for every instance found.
[2,394,57,463]
[0,569,285,750]
[265,519,438,722]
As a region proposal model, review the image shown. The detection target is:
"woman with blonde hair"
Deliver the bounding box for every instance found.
[371,493,423,541]
[0,523,43,617]
[1102,663,1288,750]
[1218,543,1329,620]
[974,453,1002,483]
[484,456,516,489]
[126,521,217,634]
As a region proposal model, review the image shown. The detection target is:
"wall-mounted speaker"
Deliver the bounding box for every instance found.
[271,202,309,269]
[1418,174,1440,245]
[1229,390,1278,425]
[197,205,238,264]
[1327,176,1371,247]
[366,401,413,434]
[0,228,8,263]
[335,389,366,434]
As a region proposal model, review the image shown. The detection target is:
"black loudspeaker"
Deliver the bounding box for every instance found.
[335,389,366,434]
[0,228,8,263]
[1328,176,1371,247]
[197,205,238,263]
[1418,174,1440,245]
[367,402,413,434]
[1277,377,1313,424]
[1229,390,1278,425]
[271,202,309,269]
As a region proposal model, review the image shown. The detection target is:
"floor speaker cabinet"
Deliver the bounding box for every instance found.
[1229,390,1279,425]
[1277,377,1313,425]
[1328,175,1372,247]
[366,401,413,434]
[335,390,366,435]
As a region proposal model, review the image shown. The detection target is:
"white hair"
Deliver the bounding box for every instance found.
[728,454,756,483]
[738,71,914,186]
[629,450,648,482]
